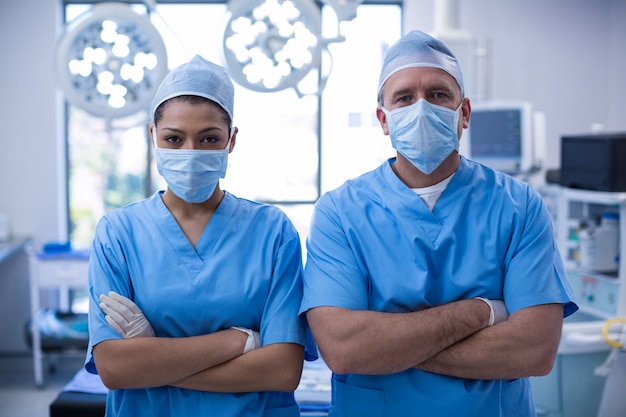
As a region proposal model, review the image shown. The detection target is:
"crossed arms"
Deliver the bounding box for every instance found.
[305,301,563,379]
[92,294,304,392]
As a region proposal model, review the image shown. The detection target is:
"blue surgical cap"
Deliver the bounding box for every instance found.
[150,55,234,122]
[377,30,464,99]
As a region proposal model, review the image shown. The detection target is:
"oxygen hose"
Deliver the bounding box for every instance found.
[602,317,626,349]
[595,318,626,416]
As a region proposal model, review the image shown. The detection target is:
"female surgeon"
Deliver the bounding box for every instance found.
[84,55,314,417]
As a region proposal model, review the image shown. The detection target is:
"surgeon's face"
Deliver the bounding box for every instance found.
[377,66,470,138]
[151,99,236,152]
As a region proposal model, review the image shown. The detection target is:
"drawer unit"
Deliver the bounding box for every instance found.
[35,259,89,288]
[28,249,90,386]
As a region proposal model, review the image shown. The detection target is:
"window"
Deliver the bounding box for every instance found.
[63,1,401,250]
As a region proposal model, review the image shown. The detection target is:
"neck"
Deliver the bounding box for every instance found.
[392,152,460,188]
[162,186,225,218]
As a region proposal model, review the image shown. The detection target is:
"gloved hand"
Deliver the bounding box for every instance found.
[475,298,509,326]
[231,327,262,353]
[99,291,155,338]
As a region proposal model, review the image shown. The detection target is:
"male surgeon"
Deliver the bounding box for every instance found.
[300,30,578,416]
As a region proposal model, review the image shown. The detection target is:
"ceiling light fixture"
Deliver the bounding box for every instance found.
[56,2,168,119]
[222,0,362,97]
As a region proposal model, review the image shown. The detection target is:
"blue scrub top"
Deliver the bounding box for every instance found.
[300,157,578,417]
[87,191,313,417]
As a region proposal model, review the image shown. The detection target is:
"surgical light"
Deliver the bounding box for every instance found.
[222,0,362,97]
[56,3,168,118]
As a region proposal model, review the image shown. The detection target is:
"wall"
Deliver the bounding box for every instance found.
[404,0,626,172]
[0,0,65,247]
[0,0,63,353]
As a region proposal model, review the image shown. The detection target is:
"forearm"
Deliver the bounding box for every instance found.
[416,303,564,379]
[306,299,492,375]
[172,343,305,392]
[93,328,247,389]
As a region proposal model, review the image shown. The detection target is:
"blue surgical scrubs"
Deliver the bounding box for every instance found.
[86,191,312,417]
[300,157,578,417]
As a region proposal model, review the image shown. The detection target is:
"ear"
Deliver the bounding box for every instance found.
[376,107,390,136]
[461,98,471,129]
[228,127,238,153]
[149,124,157,146]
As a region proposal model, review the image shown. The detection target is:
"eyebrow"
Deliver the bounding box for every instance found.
[391,86,414,98]
[429,83,455,92]
[390,79,456,94]
[386,86,415,104]
[160,126,225,134]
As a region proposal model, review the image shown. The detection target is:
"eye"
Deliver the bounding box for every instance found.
[432,92,448,100]
[201,135,221,144]
[394,95,413,107]
[164,135,182,144]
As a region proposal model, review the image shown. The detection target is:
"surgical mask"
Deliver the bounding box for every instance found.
[153,132,230,203]
[382,99,462,174]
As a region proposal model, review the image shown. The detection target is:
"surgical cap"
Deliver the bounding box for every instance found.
[150,55,234,122]
[377,30,464,99]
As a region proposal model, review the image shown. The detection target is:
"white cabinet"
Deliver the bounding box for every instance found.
[0,237,31,353]
[28,249,90,386]
[555,188,626,318]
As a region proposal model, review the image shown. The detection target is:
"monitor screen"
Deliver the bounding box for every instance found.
[464,101,534,175]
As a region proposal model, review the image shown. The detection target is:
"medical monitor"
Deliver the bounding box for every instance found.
[463,100,535,175]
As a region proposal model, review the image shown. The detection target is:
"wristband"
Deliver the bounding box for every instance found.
[475,297,495,326]
[231,326,256,353]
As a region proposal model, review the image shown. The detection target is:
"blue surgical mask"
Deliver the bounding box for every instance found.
[153,132,230,203]
[382,99,462,174]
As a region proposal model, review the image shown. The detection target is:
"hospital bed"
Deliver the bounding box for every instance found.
[49,357,332,417]
[49,368,105,417]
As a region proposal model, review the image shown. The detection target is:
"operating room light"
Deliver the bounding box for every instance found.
[223,0,321,94]
[56,3,168,118]
[222,0,363,96]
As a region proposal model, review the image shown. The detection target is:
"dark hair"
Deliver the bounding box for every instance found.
[153,95,232,129]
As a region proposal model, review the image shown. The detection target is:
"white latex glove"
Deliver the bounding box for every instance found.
[475,298,509,326]
[231,327,261,353]
[99,291,155,338]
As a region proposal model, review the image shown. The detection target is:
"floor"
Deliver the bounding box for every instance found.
[0,353,84,417]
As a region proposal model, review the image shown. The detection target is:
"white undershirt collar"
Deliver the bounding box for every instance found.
[410,173,455,211]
